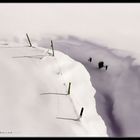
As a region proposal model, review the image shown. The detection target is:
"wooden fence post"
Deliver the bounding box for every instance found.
[67,82,71,95]
[51,40,54,56]
[26,33,32,47]
[79,107,84,118]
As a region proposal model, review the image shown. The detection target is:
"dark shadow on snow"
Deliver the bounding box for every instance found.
[12,55,45,59]
[56,116,80,121]
[96,93,123,137]
[0,46,28,48]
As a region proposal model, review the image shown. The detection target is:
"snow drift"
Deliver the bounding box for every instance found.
[37,35,140,137]
[0,42,107,136]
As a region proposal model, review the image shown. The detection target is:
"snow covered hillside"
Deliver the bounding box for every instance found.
[38,35,140,137]
[0,41,107,136]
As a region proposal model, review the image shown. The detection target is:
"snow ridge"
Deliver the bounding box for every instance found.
[0,43,107,136]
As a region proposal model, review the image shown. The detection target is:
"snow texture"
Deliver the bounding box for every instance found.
[0,41,107,137]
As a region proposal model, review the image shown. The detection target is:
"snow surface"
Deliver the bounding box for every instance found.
[0,42,107,136]
[38,35,140,137]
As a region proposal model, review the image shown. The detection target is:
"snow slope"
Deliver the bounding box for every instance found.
[38,35,140,137]
[0,42,107,136]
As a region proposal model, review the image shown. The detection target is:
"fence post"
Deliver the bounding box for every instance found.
[26,33,32,47]
[79,107,84,118]
[51,40,54,56]
[67,82,71,95]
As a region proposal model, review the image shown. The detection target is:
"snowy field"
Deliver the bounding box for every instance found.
[0,3,140,137]
[0,41,107,137]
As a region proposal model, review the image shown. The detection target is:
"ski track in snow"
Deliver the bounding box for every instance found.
[38,35,140,137]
